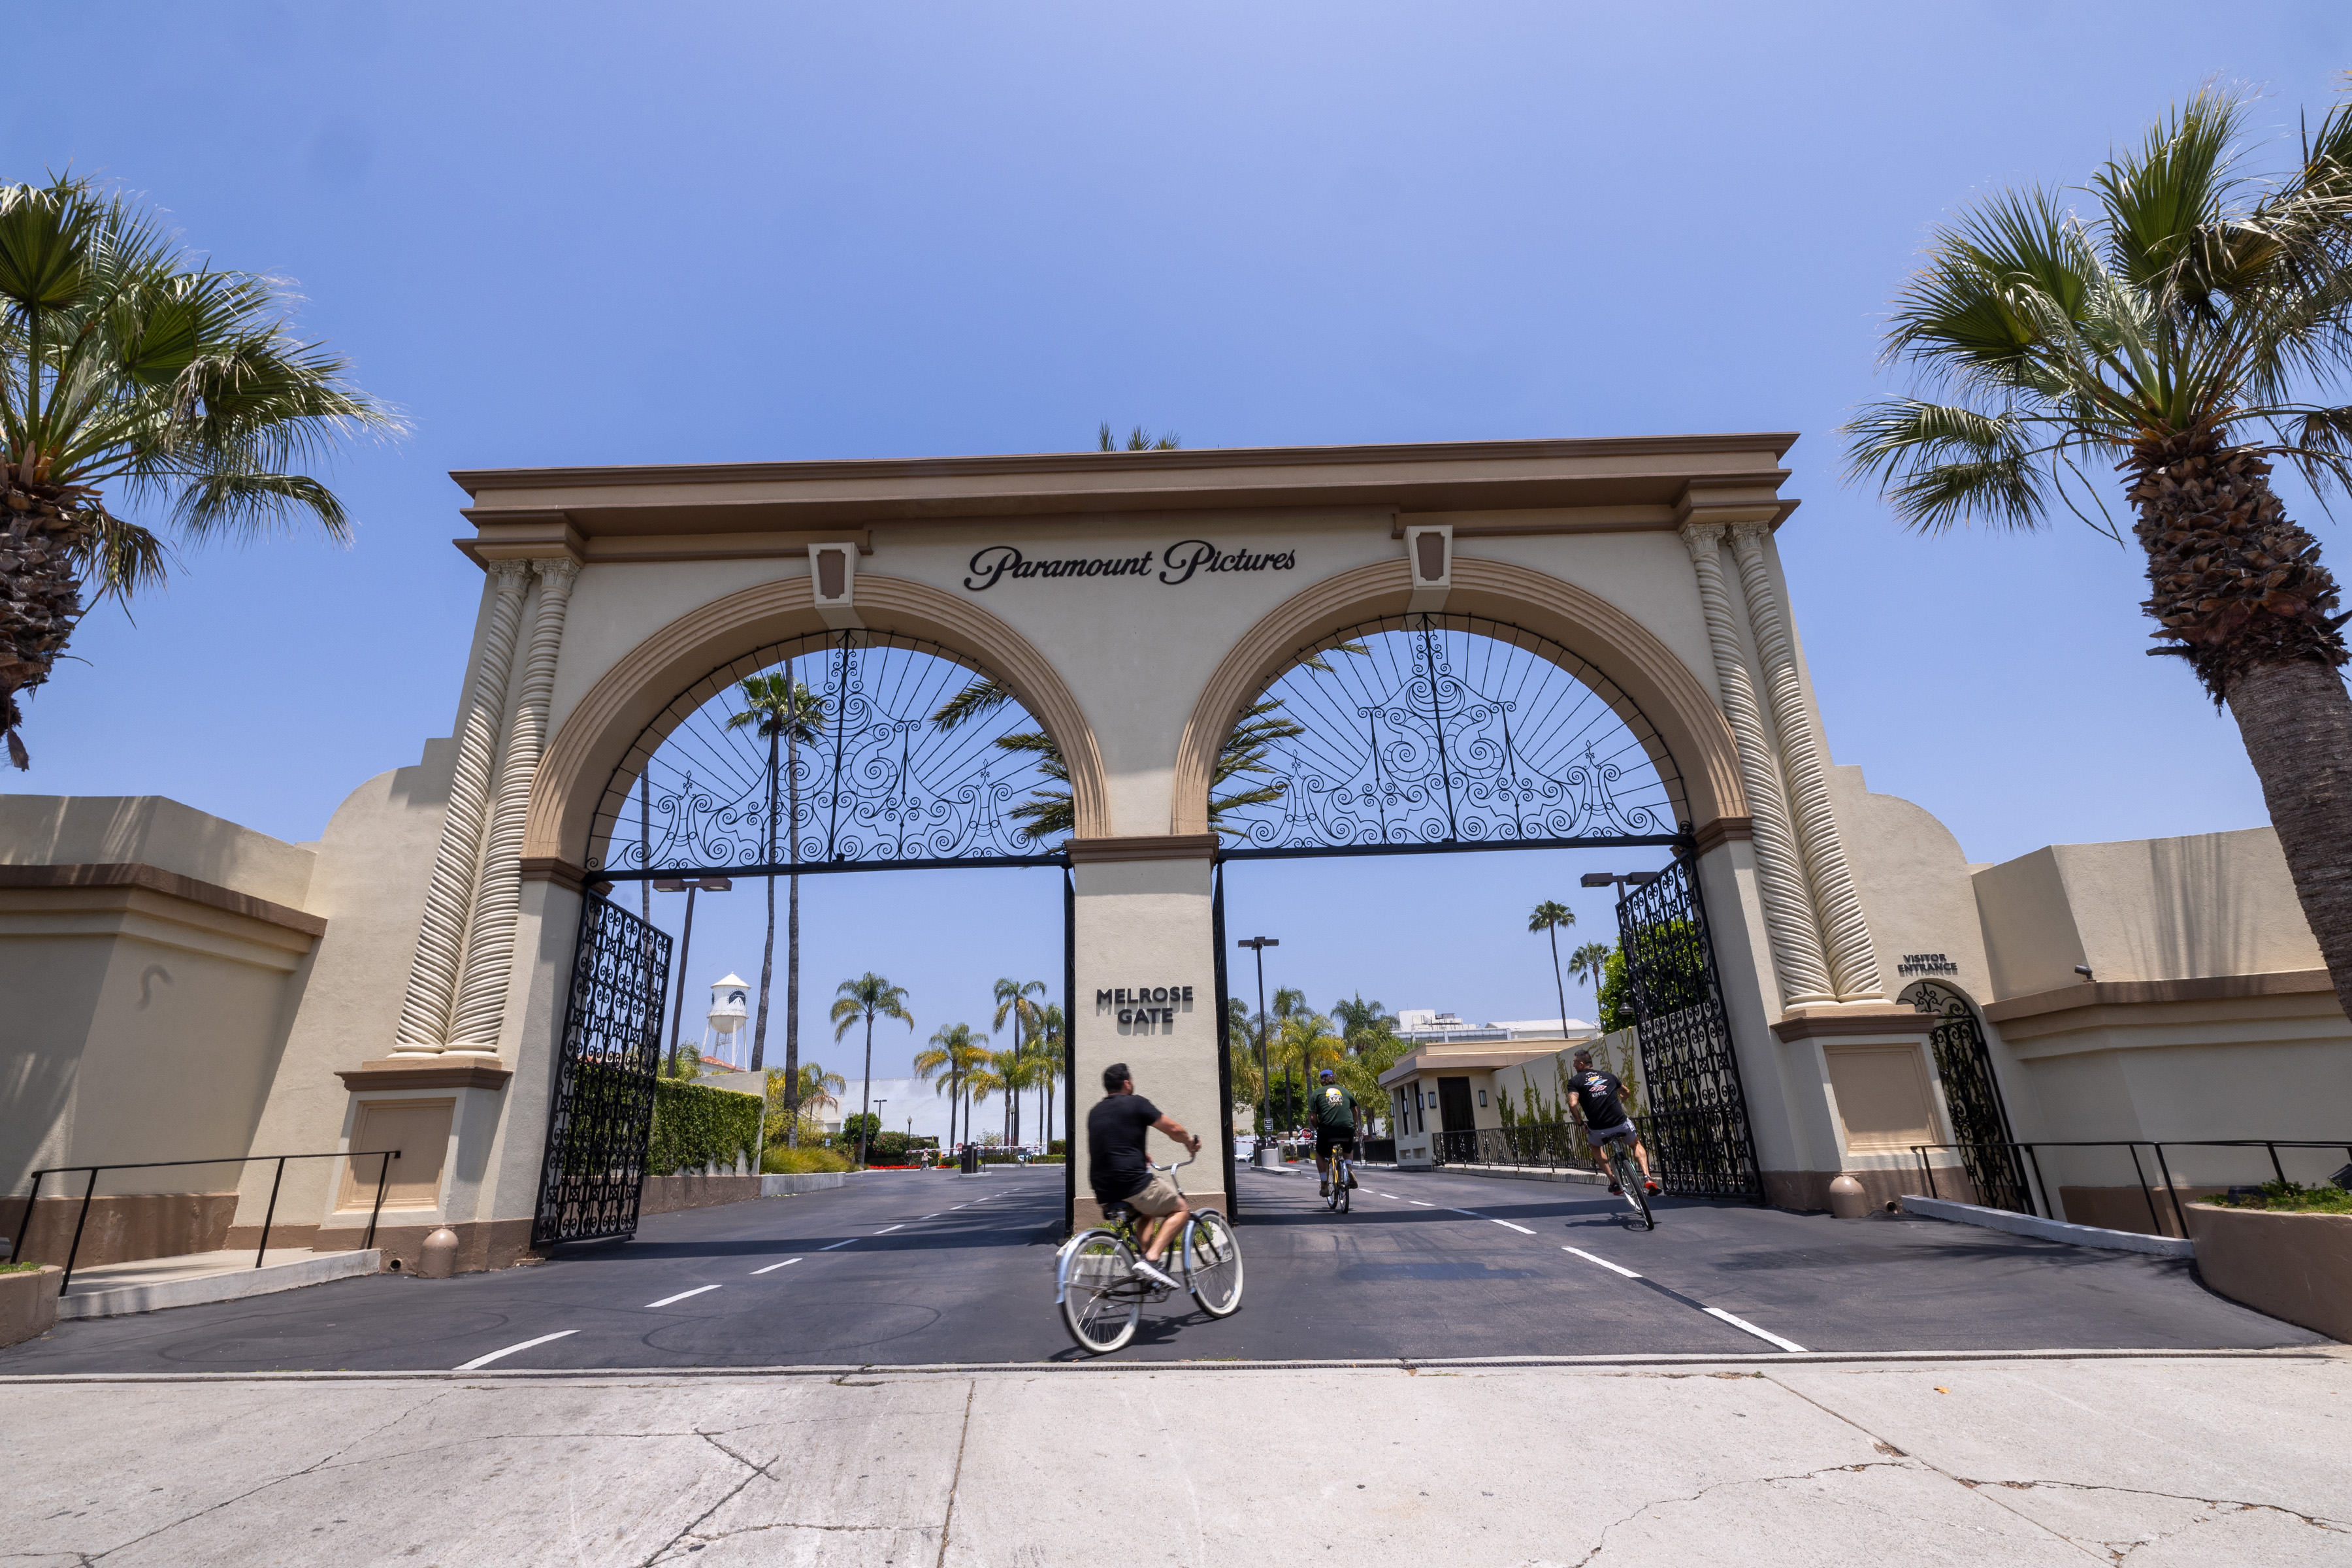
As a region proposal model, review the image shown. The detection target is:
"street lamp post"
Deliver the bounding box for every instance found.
[653,877,734,1075]
[1578,870,1660,900]
[874,1100,887,1159]
[1237,936,1279,1168]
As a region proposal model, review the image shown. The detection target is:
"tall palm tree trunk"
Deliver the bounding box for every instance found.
[2130,434,2352,1021]
[859,1011,874,1166]
[1547,926,1568,1035]
[751,725,779,1071]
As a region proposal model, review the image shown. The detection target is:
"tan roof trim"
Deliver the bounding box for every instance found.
[1771,1009,1931,1043]
[1984,970,2338,1023]
[1064,834,1218,864]
[0,863,326,937]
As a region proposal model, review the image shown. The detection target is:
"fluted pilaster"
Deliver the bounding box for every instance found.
[446,557,580,1053]
[1730,524,1884,1002]
[1680,523,1835,1007]
[391,561,532,1054]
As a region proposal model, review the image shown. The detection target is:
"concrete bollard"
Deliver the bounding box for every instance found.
[1827,1173,1870,1219]
[418,1227,460,1278]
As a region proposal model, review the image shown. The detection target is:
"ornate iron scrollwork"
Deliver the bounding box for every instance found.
[1618,857,1762,1201]
[1906,981,2029,1214]
[533,893,672,1247]
[1217,614,1682,852]
[591,630,1062,876]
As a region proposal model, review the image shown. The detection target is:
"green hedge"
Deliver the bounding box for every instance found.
[648,1077,762,1177]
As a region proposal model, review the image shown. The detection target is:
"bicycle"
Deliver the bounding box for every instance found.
[1322,1141,1353,1214]
[1592,1133,1655,1230]
[1056,1155,1244,1354]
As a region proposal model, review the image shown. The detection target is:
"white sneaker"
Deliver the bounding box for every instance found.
[1130,1256,1179,1288]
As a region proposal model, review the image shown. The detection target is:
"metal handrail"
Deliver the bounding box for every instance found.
[1907,1138,2352,1237]
[10,1150,400,1294]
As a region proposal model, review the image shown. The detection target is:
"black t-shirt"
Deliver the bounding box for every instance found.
[1087,1093,1160,1205]
[1569,1069,1630,1130]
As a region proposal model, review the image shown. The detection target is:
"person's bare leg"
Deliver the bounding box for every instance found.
[1631,1140,1655,1185]
[1145,1204,1188,1263]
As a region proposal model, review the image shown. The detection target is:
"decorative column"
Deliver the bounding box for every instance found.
[447,556,580,1054]
[1680,523,1835,1007]
[391,561,532,1054]
[1729,525,1884,1002]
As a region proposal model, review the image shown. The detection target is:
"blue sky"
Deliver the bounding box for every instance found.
[11,4,2349,1078]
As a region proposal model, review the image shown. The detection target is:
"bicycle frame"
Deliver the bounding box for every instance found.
[1056,1153,1200,1307]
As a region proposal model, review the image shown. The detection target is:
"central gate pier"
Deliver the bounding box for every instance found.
[8,435,2347,1266]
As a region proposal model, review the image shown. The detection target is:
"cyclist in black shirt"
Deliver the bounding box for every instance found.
[1086,1061,1201,1288]
[1565,1048,1659,1197]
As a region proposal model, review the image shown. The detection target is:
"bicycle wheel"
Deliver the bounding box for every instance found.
[1612,1147,1654,1230]
[1337,1158,1351,1213]
[1322,1157,1342,1211]
[1061,1230,1141,1354]
[1183,1210,1245,1317]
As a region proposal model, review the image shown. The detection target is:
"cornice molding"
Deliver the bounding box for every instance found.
[0,862,326,938]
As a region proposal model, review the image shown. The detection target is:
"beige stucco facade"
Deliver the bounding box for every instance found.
[5,435,2345,1267]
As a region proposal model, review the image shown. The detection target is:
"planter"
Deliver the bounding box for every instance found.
[0,1266,64,1348]
[2183,1203,2352,1343]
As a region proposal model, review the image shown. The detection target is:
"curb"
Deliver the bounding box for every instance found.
[57,1250,383,1320]
[1899,1195,2195,1257]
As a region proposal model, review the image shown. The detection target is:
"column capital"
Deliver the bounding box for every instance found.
[531,555,581,586]
[488,558,533,591]
[1678,521,1727,561]
[1727,520,1775,551]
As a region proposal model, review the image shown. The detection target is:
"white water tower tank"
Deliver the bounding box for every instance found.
[707,974,750,1060]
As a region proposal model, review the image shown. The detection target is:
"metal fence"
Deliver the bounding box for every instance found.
[10,1150,400,1294]
[1430,1120,1623,1173]
[1908,1138,2352,1237]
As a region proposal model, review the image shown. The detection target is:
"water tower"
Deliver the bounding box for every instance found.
[706,974,750,1067]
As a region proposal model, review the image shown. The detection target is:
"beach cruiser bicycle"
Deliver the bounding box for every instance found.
[1056,1154,1243,1354]
[1324,1140,1353,1214]
[1595,1130,1655,1230]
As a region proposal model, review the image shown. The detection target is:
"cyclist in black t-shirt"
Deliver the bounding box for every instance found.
[1086,1062,1202,1288]
[1565,1048,1659,1197]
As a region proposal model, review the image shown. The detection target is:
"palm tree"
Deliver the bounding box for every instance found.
[964,1060,1004,1147]
[725,670,824,1081]
[1029,1002,1064,1147]
[1567,941,1614,1006]
[0,176,400,768]
[830,973,913,1165]
[1528,901,1576,1035]
[985,1043,1028,1147]
[1330,993,1396,1054]
[1845,84,2352,1018]
[766,1060,845,1140]
[913,1023,987,1152]
[1099,421,1180,451]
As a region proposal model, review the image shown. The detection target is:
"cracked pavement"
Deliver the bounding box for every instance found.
[7,1352,2348,1566]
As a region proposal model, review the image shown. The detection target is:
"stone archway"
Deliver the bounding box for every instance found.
[526,572,1109,872]
[1171,555,1747,838]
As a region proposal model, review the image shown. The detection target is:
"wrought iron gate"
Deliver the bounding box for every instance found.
[1907,981,2029,1213]
[532,892,674,1247]
[1616,855,1762,1201]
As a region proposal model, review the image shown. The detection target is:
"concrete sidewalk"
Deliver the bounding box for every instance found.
[7,1351,2347,1565]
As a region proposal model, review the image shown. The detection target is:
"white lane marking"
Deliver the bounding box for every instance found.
[819,1239,856,1250]
[875,1225,905,1234]
[750,1258,802,1275]
[645,1284,723,1309]
[454,1330,576,1371]
[1489,1218,1537,1235]
[1409,1200,1434,1207]
[921,1213,941,1220]
[1564,1246,1641,1279]
[1705,1307,1806,1354]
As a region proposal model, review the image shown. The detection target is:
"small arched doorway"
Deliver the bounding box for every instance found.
[1901,979,2028,1214]
[1207,612,1761,1203]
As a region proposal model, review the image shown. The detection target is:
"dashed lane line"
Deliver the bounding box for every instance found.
[1558,1245,1805,1352]
[645,1284,723,1309]
[1409,1200,1434,1207]
[1564,1246,1641,1279]
[819,1239,857,1250]
[454,1330,576,1371]
[1488,1219,1537,1235]
[875,1225,906,1234]
[749,1258,803,1275]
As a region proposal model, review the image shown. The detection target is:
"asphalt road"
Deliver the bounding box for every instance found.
[0,1164,2322,1374]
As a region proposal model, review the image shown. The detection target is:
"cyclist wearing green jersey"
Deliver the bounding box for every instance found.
[1309,1068,1360,1198]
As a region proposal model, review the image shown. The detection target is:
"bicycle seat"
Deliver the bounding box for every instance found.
[1101,1201,1136,1222]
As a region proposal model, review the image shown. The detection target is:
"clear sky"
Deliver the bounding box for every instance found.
[10,4,2349,1080]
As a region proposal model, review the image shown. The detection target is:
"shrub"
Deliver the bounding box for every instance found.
[647,1078,762,1177]
[2210,1181,2352,1214]
[869,1130,911,1162]
[762,1144,854,1174]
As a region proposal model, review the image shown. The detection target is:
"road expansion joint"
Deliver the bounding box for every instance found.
[1563,1458,1927,1567]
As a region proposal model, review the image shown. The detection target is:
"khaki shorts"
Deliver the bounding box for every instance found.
[1121,1172,1186,1218]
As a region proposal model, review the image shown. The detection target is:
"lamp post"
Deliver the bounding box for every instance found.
[653,877,733,1075]
[874,1100,887,1160]
[1578,870,1660,899]
[1238,936,1279,1168]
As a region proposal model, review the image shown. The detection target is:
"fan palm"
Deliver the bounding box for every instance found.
[913,1023,987,1152]
[1567,940,1614,1002]
[0,175,400,768]
[1845,84,2352,1015]
[1028,1002,1064,1146]
[1098,421,1180,451]
[766,1060,845,1138]
[830,973,913,1164]
[1528,901,1576,1034]
[724,670,825,1086]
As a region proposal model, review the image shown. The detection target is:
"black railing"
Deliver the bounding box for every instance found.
[10,1150,399,1295]
[1431,1121,1629,1173]
[1908,1138,2352,1237]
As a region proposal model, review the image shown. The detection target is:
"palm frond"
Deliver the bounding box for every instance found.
[1842,400,2050,532]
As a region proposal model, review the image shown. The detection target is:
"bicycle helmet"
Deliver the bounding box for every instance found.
[1318,1068,1336,1082]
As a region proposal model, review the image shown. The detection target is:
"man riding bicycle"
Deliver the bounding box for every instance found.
[1565,1049,1659,1197]
[1086,1061,1201,1289]
[1309,1068,1360,1198]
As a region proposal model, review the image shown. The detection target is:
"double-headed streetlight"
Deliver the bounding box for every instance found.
[653,876,733,1075]
[1579,870,1660,899]
[1237,936,1279,1168]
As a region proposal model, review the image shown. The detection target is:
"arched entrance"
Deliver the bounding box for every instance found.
[1205,611,1761,1206]
[534,619,1083,1247]
[1901,979,2027,1214]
